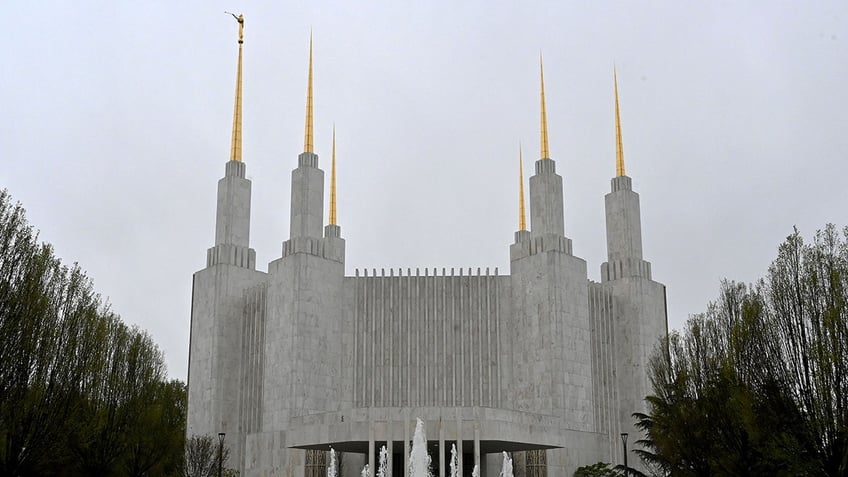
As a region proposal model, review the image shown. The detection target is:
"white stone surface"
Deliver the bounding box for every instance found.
[189,155,667,477]
[188,160,264,470]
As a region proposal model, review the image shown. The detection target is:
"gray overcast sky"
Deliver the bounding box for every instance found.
[2,2,846,381]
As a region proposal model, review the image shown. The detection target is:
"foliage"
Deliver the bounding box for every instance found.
[183,434,234,477]
[0,189,186,477]
[574,462,621,476]
[637,225,848,476]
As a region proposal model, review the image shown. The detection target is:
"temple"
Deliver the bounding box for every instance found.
[186,21,667,477]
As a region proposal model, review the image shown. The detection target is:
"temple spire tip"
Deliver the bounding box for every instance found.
[303,33,315,154]
[227,13,244,162]
[329,124,337,225]
[614,66,625,177]
[540,53,550,160]
[519,142,527,231]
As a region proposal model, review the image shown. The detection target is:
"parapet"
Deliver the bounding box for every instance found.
[353,266,499,278]
[510,232,573,262]
[600,257,651,281]
[281,234,345,263]
[207,243,256,269]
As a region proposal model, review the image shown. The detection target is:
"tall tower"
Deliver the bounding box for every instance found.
[187,13,266,471]
[508,57,595,473]
[254,36,347,474]
[288,34,325,241]
[600,68,667,466]
[528,55,565,238]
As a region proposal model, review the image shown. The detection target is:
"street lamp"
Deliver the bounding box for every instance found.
[620,433,628,477]
[218,432,226,477]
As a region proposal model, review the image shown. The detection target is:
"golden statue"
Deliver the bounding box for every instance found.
[226,12,244,43]
[225,12,244,162]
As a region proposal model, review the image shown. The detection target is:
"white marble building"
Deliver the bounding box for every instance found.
[187,30,667,477]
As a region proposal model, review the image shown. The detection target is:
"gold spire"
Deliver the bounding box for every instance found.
[614,66,625,176]
[540,53,550,160]
[227,13,244,162]
[329,124,337,225]
[303,33,315,153]
[519,143,527,231]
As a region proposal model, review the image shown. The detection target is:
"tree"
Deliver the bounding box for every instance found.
[67,322,168,476]
[0,188,104,475]
[636,225,848,476]
[0,189,186,476]
[123,380,187,477]
[574,462,620,476]
[183,435,231,477]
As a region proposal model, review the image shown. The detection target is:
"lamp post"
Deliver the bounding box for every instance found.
[218,432,226,477]
[620,433,628,477]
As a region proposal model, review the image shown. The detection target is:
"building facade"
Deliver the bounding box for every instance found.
[187,25,667,477]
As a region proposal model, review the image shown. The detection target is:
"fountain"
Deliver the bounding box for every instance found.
[408,418,431,477]
[327,447,337,477]
[499,451,513,477]
[449,443,459,477]
[342,419,517,477]
[377,445,388,477]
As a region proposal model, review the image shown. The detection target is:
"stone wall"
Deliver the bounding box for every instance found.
[349,268,509,409]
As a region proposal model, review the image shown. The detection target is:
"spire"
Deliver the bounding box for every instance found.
[329,124,337,225]
[303,32,315,153]
[518,143,527,231]
[227,13,244,162]
[540,53,550,160]
[614,66,625,176]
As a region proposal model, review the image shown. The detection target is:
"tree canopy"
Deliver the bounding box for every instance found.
[0,189,185,477]
[636,225,848,476]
